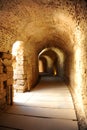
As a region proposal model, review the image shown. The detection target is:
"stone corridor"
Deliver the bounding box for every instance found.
[0,76,78,130]
[0,0,87,129]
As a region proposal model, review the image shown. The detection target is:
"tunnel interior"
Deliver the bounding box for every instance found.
[38,47,65,78]
[12,41,69,92]
[0,0,87,129]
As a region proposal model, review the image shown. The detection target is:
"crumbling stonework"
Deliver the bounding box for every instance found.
[0,52,13,109]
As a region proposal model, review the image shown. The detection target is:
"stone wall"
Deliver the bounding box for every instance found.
[0,52,13,109]
[64,37,87,129]
[13,55,28,92]
[0,0,87,129]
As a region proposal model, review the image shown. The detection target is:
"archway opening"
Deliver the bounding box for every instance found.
[38,47,65,81]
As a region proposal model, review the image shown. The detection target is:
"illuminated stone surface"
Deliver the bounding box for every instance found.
[0,77,78,130]
[0,0,87,129]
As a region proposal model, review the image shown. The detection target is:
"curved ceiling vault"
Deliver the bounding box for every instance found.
[38,47,65,77]
[0,0,86,54]
[0,0,87,128]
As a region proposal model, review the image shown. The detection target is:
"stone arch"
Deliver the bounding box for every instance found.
[39,48,60,76]
[0,0,87,127]
[24,27,74,90]
[23,23,86,126]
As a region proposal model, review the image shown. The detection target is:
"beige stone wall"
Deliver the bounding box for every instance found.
[0,52,13,109]
[0,0,87,128]
[26,50,39,90]
[13,55,28,92]
[64,23,87,129]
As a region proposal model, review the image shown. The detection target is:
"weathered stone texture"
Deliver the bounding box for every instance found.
[0,0,87,129]
[0,52,13,109]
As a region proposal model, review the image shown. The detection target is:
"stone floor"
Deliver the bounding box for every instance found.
[0,76,78,130]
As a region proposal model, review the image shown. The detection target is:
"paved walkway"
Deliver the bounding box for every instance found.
[0,76,78,130]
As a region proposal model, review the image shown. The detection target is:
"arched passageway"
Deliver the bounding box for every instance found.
[1,36,79,130]
[38,47,65,77]
[0,0,87,129]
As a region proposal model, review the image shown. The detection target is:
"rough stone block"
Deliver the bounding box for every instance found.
[16,70,25,75]
[13,74,27,80]
[3,59,12,66]
[7,78,13,86]
[16,79,26,85]
[2,53,12,60]
[15,65,28,72]
[7,72,13,78]
[14,85,24,92]
[0,90,6,99]
[0,59,2,66]
[16,61,28,66]
[0,73,7,81]
[0,66,3,73]
[0,82,4,90]
[7,66,13,72]
[16,56,27,61]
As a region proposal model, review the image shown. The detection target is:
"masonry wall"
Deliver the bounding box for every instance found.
[64,36,87,129]
[0,52,13,109]
[27,50,39,90]
[13,55,28,92]
[0,0,87,129]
